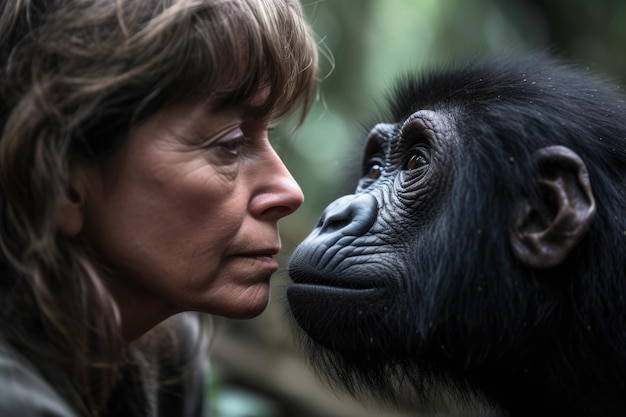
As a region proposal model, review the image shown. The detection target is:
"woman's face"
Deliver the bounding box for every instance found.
[78,96,304,332]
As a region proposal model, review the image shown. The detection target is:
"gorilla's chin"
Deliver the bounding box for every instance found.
[287,284,381,344]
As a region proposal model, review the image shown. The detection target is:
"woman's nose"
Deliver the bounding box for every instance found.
[249,147,304,220]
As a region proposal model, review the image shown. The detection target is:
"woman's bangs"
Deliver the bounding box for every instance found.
[184,0,317,121]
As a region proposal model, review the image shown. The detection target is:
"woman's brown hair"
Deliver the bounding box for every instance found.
[0,0,318,414]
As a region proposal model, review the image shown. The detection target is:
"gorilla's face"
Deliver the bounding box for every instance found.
[287,111,458,357]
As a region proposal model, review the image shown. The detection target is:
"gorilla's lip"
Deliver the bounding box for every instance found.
[287,273,382,292]
[288,265,383,291]
[289,282,379,292]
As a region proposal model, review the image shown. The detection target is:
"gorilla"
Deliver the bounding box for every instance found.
[286,55,626,417]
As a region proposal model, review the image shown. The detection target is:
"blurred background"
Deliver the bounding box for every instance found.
[209,0,626,416]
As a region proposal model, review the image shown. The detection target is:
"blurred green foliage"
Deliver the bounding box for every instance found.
[275,0,626,247]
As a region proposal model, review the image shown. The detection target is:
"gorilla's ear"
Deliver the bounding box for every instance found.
[57,158,92,237]
[510,145,596,269]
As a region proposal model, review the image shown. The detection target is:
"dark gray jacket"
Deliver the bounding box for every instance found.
[0,313,208,417]
[0,341,83,416]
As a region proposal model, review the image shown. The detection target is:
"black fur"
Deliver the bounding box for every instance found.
[286,55,626,417]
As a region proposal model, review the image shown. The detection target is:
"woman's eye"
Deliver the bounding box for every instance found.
[217,137,245,157]
[404,147,430,171]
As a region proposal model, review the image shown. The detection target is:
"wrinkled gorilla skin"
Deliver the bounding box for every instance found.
[287,55,626,417]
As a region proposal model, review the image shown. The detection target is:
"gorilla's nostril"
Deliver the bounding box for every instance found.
[325,215,352,232]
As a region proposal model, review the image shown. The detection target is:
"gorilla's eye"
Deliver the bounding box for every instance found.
[363,154,385,180]
[367,162,384,179]
[360,155,385,187]
[405,147,430,172]
[407,155,427,170]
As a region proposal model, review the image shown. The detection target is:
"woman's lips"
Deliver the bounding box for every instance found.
[235,249,280,270]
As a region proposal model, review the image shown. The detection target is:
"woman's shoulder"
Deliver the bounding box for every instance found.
[0,341,80,417]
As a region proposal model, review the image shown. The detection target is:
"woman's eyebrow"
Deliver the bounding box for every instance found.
[242,103,271,119]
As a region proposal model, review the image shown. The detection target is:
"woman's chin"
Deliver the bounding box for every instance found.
[211,283,271,319]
